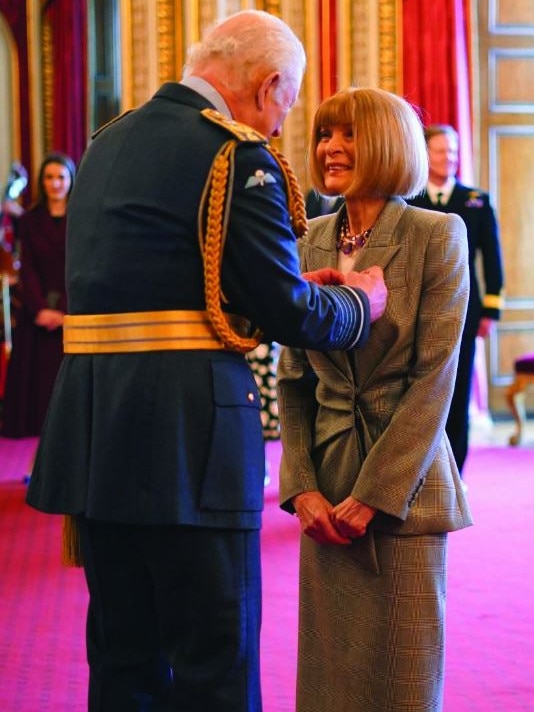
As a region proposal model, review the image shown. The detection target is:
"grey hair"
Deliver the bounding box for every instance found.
[183,10,305,99]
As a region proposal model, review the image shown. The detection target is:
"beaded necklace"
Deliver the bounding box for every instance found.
[336,214,372,256]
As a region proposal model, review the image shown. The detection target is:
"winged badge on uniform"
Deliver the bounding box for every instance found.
[245,169,277,188]
[465,190,484,208]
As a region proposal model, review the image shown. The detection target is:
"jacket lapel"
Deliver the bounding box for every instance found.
[301,198,409,389]
[301,198,407,390]
[303,199,406,273]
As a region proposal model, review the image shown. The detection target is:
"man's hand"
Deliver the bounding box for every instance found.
[345,266,387,322]
[302,267,346,286]
[477,317,495,339]
[292,491,352,545]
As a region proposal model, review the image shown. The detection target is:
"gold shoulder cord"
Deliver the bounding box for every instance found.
[198,139,308,354]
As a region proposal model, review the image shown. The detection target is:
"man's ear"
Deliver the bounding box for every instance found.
[256,71,281,110]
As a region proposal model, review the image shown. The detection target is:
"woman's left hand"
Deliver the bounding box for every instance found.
[331,496,377,539]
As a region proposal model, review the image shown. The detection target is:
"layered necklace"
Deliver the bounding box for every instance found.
[336,213,373,256]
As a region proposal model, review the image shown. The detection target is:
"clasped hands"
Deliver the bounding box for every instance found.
[292,490,377,546]
[35,308,64,331]
[302,266,387,323]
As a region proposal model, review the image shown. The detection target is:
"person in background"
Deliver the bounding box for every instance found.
[277,88,472,712]
[26,13,387,712]
[407,124,504,479]
[305,187,343,218]
[2,152,75,439]
[1,162,28,399]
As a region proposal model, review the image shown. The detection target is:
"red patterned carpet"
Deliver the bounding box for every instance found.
[1,435,533,711]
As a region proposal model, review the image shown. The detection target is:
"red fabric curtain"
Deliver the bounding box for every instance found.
[318,0,338,100]
[44,0,88,165]
[402,0,473,182]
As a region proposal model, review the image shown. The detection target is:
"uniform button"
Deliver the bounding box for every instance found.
[247,392,255,402]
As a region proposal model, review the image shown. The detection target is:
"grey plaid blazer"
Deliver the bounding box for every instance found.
[277,197,473,535]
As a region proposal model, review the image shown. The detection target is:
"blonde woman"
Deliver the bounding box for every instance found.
[277,88,473,712]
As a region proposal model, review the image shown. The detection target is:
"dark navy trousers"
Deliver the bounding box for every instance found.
[78,518,262,712]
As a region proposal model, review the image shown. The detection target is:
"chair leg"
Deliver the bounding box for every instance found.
[506,377,527,446]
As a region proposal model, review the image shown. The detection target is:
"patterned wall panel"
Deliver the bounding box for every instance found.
[489,126,534,302]
[478,0,534,411]
[488,0,534,34]
[489,49,534,112]
[41,15,53,153]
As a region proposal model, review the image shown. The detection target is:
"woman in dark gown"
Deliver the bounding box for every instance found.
[2,153,75,438]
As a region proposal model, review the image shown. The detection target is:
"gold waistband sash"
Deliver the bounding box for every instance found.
[63,310,241,353]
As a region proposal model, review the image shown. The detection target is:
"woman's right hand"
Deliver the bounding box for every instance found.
[292,491,352,545]
[35,308,64,330]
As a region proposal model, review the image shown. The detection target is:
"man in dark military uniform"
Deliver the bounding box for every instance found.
[26,10,387,712]
[407,124,504,480]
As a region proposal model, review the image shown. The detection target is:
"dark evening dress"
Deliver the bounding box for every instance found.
[1,204,66,437]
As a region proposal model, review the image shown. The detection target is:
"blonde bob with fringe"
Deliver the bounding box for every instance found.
[308,87,428,200]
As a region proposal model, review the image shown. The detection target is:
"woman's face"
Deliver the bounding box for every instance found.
[316,124,355,195]
[42,162,72,203]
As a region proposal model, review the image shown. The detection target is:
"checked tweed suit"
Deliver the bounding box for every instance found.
[277,198,473,712]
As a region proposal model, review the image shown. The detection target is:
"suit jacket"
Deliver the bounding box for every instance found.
[407,182,504,332]
[305,190,344,219]
[26,82,370,531]
[277,198,473,535]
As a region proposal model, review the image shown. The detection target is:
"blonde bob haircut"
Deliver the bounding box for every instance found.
[308,87,428,200]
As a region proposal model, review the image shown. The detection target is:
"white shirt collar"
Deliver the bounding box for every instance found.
[427,177,456,204]
[179,76,232,118]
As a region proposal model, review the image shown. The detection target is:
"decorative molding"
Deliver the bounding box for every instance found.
[279,0,309,192]
[488,48,534,113]
[0,13,21,171]
[41,13,53,154]
[488,125,534,210]
[378,0,400,93]
[488,0,534,36]
[347,0,400,93]
[27,0,44,175]
[129,0,150,107]
[352,0,376,88]
[157,0,177,83]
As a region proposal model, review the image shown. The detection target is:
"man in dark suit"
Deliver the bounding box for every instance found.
[305,188,344,219]
[407,124,504,480]
[26,10,387,712]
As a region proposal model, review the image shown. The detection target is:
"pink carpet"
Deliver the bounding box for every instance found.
[1,435,533,711]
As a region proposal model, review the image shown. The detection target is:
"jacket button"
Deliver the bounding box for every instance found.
[247,392,255,402]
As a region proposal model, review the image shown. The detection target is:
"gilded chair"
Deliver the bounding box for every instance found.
[506,353,534,445]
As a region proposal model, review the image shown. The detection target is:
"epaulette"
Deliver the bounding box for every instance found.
[91,110,134,140]
[201,108,267,143]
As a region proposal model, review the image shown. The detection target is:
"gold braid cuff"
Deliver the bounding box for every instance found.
[198,114,308,354]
